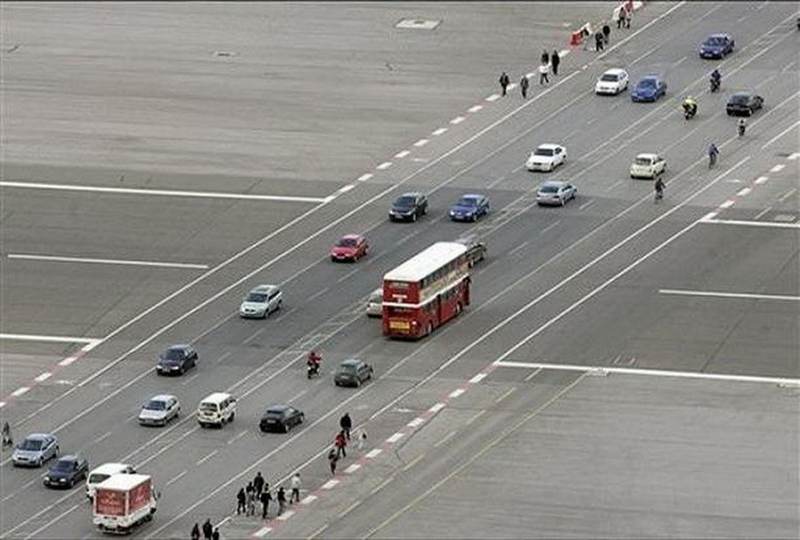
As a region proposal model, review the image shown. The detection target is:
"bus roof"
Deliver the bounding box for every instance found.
[383,242,467,283]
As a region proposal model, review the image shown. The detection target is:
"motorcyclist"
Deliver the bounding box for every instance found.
[710,69,721,91]
[682,96,698,118]
[307,350,321,376]
[708,143,719,167]
[737,118,747,137]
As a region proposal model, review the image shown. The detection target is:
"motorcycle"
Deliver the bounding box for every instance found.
[710,77,720,93]
[683,103,697,120]
[738,122,746,137]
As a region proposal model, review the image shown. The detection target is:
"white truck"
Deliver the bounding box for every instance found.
[93,474,158,534]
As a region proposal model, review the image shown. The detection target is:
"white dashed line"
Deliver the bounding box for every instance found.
[276,510,295,521]
[58,357,77,367]
[469,373,487,384]
[336,184,355,194]
[753,206,772,219]
[301,495,318,505]
[788,152,800,160]
[428,403,446,414]
[413,139,429,147]
[559,49,570,57]
[344,464,361,474]
[357,173,373,182]
[254,526,272,538]
[394,150,410,159]
[737,187,752,196]
[702,211,719,221]
[376,162,393,170]
[7,254,210,270]
[407,417,425,428]
[165,470,188,487]
[448,388,465,399]
[485,94,501,102]
[321,479,339,490]
[0,402,6,409]
[196,450,218,465]
[770,164,785,173]
[11,387,30,397]
[365,448,383,459]
[386,432,404,444]
[450,116,465,125]
[468,105,483,113]
[432,128,448,136]
[507,83,517,91]
[34,373,52,383]
[779,188,797,202]
[526,72,535,78]
[579,200,595,211]
[719,200,735,209]
[755,176,769,184]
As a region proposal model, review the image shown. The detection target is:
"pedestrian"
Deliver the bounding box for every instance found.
[499,71,510,96]
[290,473,301,503]
[277,486,287,516]
[550,50,560,76]
[340,413,352,441]
[541,49,550,66]
[211,529,220,540]
[1,421,12,448]
[202,519,213,540]
[602,23,611,44]
[519,75,529,98]
[619,6,629,29]
[247,488,256,516]
[328,447,339,475]
[246,481,254,498]
[236,487,246,515]
[538,62,549,86]
[191,523,201,540]
[595,31,604,52]
[335,430,347,458]
[624,7,631,28]
[260,484,272,519]
[357,428,368,451]
[253,472,264,499]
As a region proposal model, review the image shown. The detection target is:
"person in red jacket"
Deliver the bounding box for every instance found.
[334,430,347,458]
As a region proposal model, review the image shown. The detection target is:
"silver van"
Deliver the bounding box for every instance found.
[239,285,282,318]
[366,288,383,317]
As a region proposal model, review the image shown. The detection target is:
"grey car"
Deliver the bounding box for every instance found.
[12,433,59,467]
[536,181,577,206]
[240,284,283,318]
[334,358,374,387]
[454,234,487,267]
[138,394,181,426]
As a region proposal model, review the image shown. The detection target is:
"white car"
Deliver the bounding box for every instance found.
[630,153,666,179]
[239,284,282,318]
[138,394,180,426]
[526,144,567,172]
[595,68,629,95]
[85,463,136,500]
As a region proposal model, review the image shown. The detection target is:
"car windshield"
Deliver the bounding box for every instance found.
[706,36,725,45]
[639,79,657,88]
[457,197,478,207]
[199,403,218,413]
[534,148,554,157]
[336,238,358,247]
[144,400,166,411]
[540,185,559,193]
[339,364,358,374]
[52,459,76,472]
[395,196,416,207]
[730,94,750,104]
[635,157,653,166]
[163,349,184,361]
[266,409,285,417]
[88,473,110,484]
[246,293,268,303]
[601,73,619,82]
[20,438,44,451]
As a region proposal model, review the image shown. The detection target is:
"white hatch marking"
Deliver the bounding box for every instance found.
[450,116,465,125]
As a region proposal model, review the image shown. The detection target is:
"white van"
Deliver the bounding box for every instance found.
[197,392,236,428]
[366,288,383,318]
[85,462,136,500]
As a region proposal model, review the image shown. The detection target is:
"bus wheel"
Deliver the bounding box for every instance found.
[426,323,433,336]
[456,303,462,315]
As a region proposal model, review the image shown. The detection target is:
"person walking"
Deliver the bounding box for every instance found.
[253,472,264,499]
[247,487,256,516]
[211,529,220,540]
[499,71,510,96]
[260,484,272,519]
[335,430,347,458]
[202,519,213,540]
[654,177,665,202]
[191,523,201,540]
[2,421,12,448]
[519,75,529,98]
[538,62,549,85]
[541,49,550,66]
[339,413,352,441]
[357,428,368,451]
[595,31,604,52]
[290,473,301,504]
[624,6,632,28]
[236,487,247,515]
[617,5,627,29]
[550,50,560,75]
[328,447,339,475]
[277,486,287,516]
[602,23,611,44]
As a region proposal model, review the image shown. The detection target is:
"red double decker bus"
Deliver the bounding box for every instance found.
[382,242,471,339]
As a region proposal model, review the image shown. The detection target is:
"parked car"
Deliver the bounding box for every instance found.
[155,344,197,376]
[330,234,369,262]
[726,92,763,116]
[595,68,629,95]
[526,144,567,172]
[138,394,181,426]
[366,288,383,318]
[44,455,89,488]
[259,405,305,433]
[454,234,487,267]
[699,33,734,59]
[239,284,283,318]
[449,194,490,222]
[536,181,578,206]
[630,153,666,179]
[334,358,374,387]
[631,75,667,102]
[12,433,59,467]
[389,192,428,222]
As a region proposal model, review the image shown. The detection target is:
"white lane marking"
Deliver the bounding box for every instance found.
[92,431,112,445]
[242,327,266,345]
[434,431,457,448]
[226,430,248,445]
[413,139,429,147]
[779,188,797,202]
[760,119,800,149]
[495,361,800,386]
[376,162,393,170]
[469,373,487,384]
[507,83,517,91]
[33,373,52,383]
[407,417,425,428]
[344,463,361,474]
[215,351,233,364]
[336,267,361,283]
[788,153,800,161]
[450,116,465,124]
[465,410,486,426]
[7,253,208,270]
[22,502,80,540]
[386,432,404,443]
[321,479,339,490]
[394,150,410,159]
[485,94,500,102]
[365,448,383,459]
[428,403,446,414]
[524,367,543,382]
[753,206,772,219]
[287,389,308,403]
[0,181,329,203]
[307,286,329,302]
[737,187,752,196]
[432,128,448,136]
[511,164,525,173]
[539,220,562,235]
[508,241,530,257]
[58,357,77,367]
[495,388,516,403]
[0,334,100,344]
[254,526,272,538]
[196,450,218,465]
[701,218,800,229]
[301,495,318,505]
[559,49,570,57]
[336,184,355,194]
[659,289,800,302]
[719,200,735,209]
[448,388,465,398]
[755,176,769,184]
[579,200,595,211]
[468,105,483,113]
[672,55,688,66]
[605,179,624,191]
[11,387,30,397]
[526,72,535,78]
[357,173,373,182]
[276,510,295,521]
[770,164,786,173]
[165,470,188,487]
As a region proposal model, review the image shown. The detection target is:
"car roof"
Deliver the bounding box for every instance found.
[536,143,562,150]
[455,233,480,245]
[167,344,191,351]
[201,392,233,403]
[635,153,659,159]
[458,194,484,200]
[25,433,53,441]
[383,242,468,283]
[341,358,363,366]
[149,394,177,402]
[731,92,752,97]
[266,404,290,412]
[603,68,627,75]
[398,192,422,198]
[56,454,82,462]
[639,74,661,81]
[90,462,132,474]
[540,181,568,188]
[251,284,277,294]
[708,33,730,38]
[340,234,362,241]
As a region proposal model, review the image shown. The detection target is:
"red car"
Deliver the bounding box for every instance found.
[330,234,368,262]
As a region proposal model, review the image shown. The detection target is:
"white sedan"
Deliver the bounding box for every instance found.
[526,144,567,172]
[630,153,666,179]
[595,68,629,95]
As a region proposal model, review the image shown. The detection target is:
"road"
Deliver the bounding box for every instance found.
[0,2,798,539]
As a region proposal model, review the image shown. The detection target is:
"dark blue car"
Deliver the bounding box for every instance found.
[631,75,667,102]
[449,194,489,222]
[699,33,734,59]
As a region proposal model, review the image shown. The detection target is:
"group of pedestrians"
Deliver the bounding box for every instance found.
[498,47,562,100]
[232,470,300,521]
[328,412,367,475]
[190,519,219,540]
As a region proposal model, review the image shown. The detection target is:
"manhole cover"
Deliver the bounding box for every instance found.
[395,18,441,30]
[773,214,796,222]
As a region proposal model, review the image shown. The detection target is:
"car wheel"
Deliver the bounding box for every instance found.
[456,302,462,315]
[300,414,305,424]
[36,458,43,467]
[229,412,235,422]
[355,377,362,388]
[560,197,566,207]
[284,423,290,433]
[411,212,417,222]
[426,322,433,336]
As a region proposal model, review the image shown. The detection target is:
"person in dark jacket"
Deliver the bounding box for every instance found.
[499,71,510,96]
[340,413,352,441]
[202,519,213,540]
[211,529,220,540]
[191,523,201,540]
[236,488,246,515]
[260,484,272,519]
[602,23,611,44]
[519,75,529,98]
[277,487,287,516]
[328,448,339,475]
[253,472,265,499]
[595,31,604,51]
[550,50,560,75]
[541,49,550,65]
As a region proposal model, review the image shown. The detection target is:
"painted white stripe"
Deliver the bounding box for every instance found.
[254,526,272,538]
[494,360,800,386]
[760,119,800,149]
[413,139,429,147]
[737,187,752,196]
[0,402,6,409]
[301,495,318,505]
[718,200,735,209]
[659,289,800,302]
[468,105,483,113]
[779,188,797,202]
[450,116,465,125]
[58,357,78,367]
[357,173,373,182]
[11,387,30,397]
[34,372,52,383]
[448,388,465,398]
[0,334,99,344]
[755,176,769,184]
[702,212,718,221]
[376,162,393,170]
[754,206,772,219]
[407,417,425,428]
[8,253,209,270]
[428,402,446,414]
[432,128,448,136]
[344,463,361,474]
[365,448,383,459]
[81,341,99,352]
[0,181,328,203]
[770,164,786,173]
[788,152,800,160]
[469,373,487,384]
[321,479,339,490]
[525,72,535,78]
[394,150,410,159]
[196,450,217,465]
[386,432,404,443]
[336,184,355,194]
[701,217,800,229]
[485,94,501,102]
[559,49,570,57]
[507,83,517,91]
[276,510,295,521]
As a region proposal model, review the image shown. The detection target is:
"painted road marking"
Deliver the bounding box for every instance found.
[495,388,516,403]
[254,526,272,538]
[770,164,786,173]
[737,187,752,196]
[718,200,735,209]
[196,450,218,465]
[434,431,457,448]
[386,432,404,444]
[701,217,800,229]
[407,417,425,428]
[34,373,52,383]
[165,470,188,487]
[755,176,769,184]
[659,289,800,302]
[321,479,339,490]
[336,184,355,194]
[7,254,209,270]
[469,373,487,384]
[344,463,361,474]
[788,152,800,160]
[753,206,772,219]
[465,410,486,426]
[394,150,410,158]
[376,162,392,170]
[365,448,383,459]
[432,128,448,136]
[468,105,483,113]
[450,116,465,124]
[301,495,317,505]
[0,181,329,203]
[0,334,100,344]
[58,357,78,367]
[428,403,446,414]
[761,119,800,149]
[413,139,429,147]
[276,510,295,521]
[0,402,6,409]
[779,188,797,202]
[448,388,465,398]
[485,94,500,102]
[11,387,30,397]
[357,173,373,182]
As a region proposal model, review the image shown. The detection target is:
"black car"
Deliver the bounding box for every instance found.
[454,234,487,267]
[389,192,428,222]
[155,344,198,376]
[334,358,374,387]
[43,455,89,489]
[726,92,763,116]
[259,405,305,433]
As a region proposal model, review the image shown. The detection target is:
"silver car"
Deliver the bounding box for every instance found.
[240,285,283,318]
[365,288,383,318]
[138,394,181,426]
[12,433,59,467]
[536,181,577,206]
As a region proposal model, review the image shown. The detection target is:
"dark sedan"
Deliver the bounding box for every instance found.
[44,455,89,488]
[449,194,490,222]
[156,344,197,376]
[259,405,305,433]
[334,358,374,387]
[389,192,428,222]
[726,92,763,116]
[699,33,734,59]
